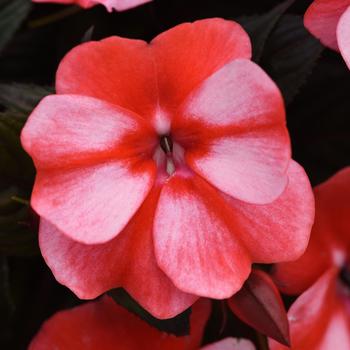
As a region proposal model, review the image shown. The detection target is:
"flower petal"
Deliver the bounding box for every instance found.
[269,268,350,350]
[33,159,155,244]
[201,338,256,350]
[39,187,197,319]
[151,18,251,115]
[29,297,210,350]
[22,96,156,244]
[21,95,154,170]
[225,161,314,264]
[56,36,157,117]
[153,173,252,299]
[177,59,289,204]
[272,167,350,294]
[337,6,350,69]
[56,19,251,126]
[304,0,350,51]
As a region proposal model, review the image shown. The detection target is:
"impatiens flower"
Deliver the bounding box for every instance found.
[304,0,350,69]
[33,0,152,12]
[270,167,350,350]
[21,18,315,319]
[29,297,255,350]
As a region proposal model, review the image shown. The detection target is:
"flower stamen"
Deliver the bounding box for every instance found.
[160,135,173,154]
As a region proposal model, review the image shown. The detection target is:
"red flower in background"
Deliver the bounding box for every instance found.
[304,0,350,69]
[21,19,314,319]
[270,167,350,350]
[29,297,254,350]
[33,0,152,12]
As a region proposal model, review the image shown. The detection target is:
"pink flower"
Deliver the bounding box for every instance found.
[33,0,152,12]
[304,0,350,69]
[21,18,314,319]
[29,297,254,350]
[270,167,350,350]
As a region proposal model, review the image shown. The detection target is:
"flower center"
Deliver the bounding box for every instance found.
[153,134,187,178]
[159,135,176,176]
[160,135,173,154]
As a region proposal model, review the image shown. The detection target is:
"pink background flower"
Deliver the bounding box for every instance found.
[33,0,152,12]
[270,167,350,349]
[29,297,255,350]
[304,0,350,68]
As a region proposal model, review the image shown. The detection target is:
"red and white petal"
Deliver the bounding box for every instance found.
[29,297,210,350]
[33,159,155,244]
[153,174,252,299]
[151,18,251,117]
[186,130,289,205]
[177,59,289,204]
[224,161,314,265]
[304,0,350,51]
[178,59,286,130]
[56,36,157,118]
[337,7,350,69]
[269,268,350,350]
[21,95,154,170]
[201,338,256,350]
[39,187,197,319]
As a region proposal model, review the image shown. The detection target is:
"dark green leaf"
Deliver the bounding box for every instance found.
[0,0,31,52]
[0,187,38,256]
[81,25,95,43]
[236,0,295,62]
[261,15,324,105]
[108,288,191,336]
[0,111,35,186]
[0,83,53,114]
[0,84,52,186]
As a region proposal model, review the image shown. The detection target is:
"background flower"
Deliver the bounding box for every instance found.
[270,167,350,349]
[304,0,350,68]
[32,0,152,12]
[29,297,255,350]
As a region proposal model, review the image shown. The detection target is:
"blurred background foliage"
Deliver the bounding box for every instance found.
[0,0,349,348]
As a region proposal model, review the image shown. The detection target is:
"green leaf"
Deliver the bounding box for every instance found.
[0,111,35,186]
[260,15,324,105]
[0,83,53,114]
[0,0,31,52]
[108,288,191,336]
[0,187,38,256]
[0,84,52,185]
[236,0,295,62]
[0,83,50,256]
[0,187,22,215]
